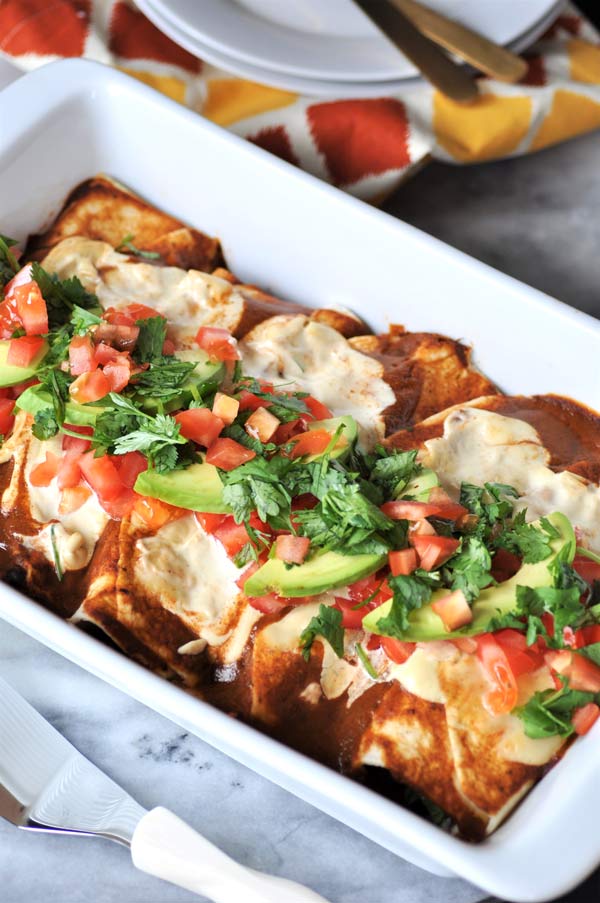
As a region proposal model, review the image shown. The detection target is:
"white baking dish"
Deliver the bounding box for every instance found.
[1,60,599,901]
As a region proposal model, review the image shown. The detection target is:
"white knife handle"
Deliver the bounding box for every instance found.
[131,807,331,903]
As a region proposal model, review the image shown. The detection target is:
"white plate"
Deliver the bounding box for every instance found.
[137,0,565,98]
[2,60,600,901]
[146,0,560,82]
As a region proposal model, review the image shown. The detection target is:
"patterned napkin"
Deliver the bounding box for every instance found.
[1,1,599,200]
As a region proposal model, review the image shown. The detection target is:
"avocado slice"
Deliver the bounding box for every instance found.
[363,511,575,641]
[134,461,230,513]
[243,549,386,599]
[402,467,439,501]
[16,385,108,427]
[138,351,225,415]
[0,338,48,386]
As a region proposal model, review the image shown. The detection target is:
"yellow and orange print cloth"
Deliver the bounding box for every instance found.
[1,1,600,200]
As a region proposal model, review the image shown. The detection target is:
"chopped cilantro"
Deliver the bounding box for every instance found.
[494,510,558,563]
[375,570,441,636]
[31,262,100,329]
[50,525,63,581]
[115,234,161,260]
[515,680,599,739]
[356,642,378,679]
[0,234,19,290]
[370,447,421,499]
[300,604,344,661]
[442,536,493,603]
[133,316,167,365]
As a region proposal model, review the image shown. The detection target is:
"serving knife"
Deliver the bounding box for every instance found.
[354,0,478,102]
[0,676,329,903]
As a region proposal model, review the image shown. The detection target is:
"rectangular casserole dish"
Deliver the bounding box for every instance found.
[0,59,599,901]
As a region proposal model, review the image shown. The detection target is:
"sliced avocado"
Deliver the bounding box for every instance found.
[16,385,107,427]
[305,415,357,462]
[244,550,386,599]
[0,338,48,386]
[138,351,225,415]
[134,461,230,513]
[363,511,575,641]
[401,467,439,501]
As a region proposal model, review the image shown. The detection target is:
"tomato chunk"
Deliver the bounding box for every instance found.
[195,326,239,361]
[103,356,131,393]
[304,396,333,420]
[123,303,161,321]
[431,589,472,630]
[93,342,121,365]
[62,426,92,454]
[381,637,416,664]
[206,438,255,470]
[213,513,269,558]
[13,281,48,335]
[68,335,96,375]
[195,511,226,534]
[0,398,15,436]
[476,634,519,716]
[238,390,267,412]
[116,451,147,488]
[275,534,310,565]
[69,369,111,403]
[245,406,280,443]
[334,596,366,629]
[58,485,92,515]
[573,554,600,586]
[30,451,60,487]
[388,548,417,576]
[174,408,224,447]
[79,452,125,501]
[572,703,600,736]
[247,593,296,615]
[57,450,82,490]
[412,534,459,571]
[133,496,185,531]
[545,650,600,692]
[288,429,332,459]
[381,500,468,521]
[7,335,45,368]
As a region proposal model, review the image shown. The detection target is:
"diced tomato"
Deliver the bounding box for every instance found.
[123,303,161,321]
[100,488,137,519]
[79,452,125,501]
[495,629,544,676]
[238,390,267,412]
[69,369,111,403]
[93,342,121,365]
[94,322,139,351]
[545,650,600,692]
[245,406,280,443]
[288,429,332,459]
[491,548,522,583]
[367,634,382,651]
[213,513,270,558]
[575,624,600,648]
[212,392,239,426]
[175,408,224,447]
[195,511,226,534]
[206,437,255,471]
[412,534,459,571]
[3,263,32,300]
[381,637,416,664]
[493,628,528,651]
[275,534,310,565]
[57,450,82,490]
[162,338,176,356]
[541,612,555,638]
[13,281,48,335]
[291,493,319,511]
[427,487,454,505]
[334,596,367,629]
[103,355,131,393]
[0,398,15,436]
[236,560,260,591]
[62,426,93,454]
[68,335,96,375]
[247,593,294,615]
[476,634,519,716]
[133,495,184,531]
[573,554,600,586]
[347,574,393,608]
[29,451,60,487]
[388,548,418,576]
[408,519,436,542]
[6,335,45,368]
[195,326,239,361]
[431,589,473,630]
[381,500,468,521]
[273,418,311,445]
[304,396,333,420]
[102,307,135,327]
[572,703,600,736]
[58,485,92,515]
[116,451,147,488]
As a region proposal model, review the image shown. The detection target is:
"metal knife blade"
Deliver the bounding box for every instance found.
[0,677,145,844]
[354,0,478,102]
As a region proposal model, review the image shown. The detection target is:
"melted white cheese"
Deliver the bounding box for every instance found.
[42,238,245,348]
[21,435,109,571]
[424,407,600,552]
[239,315,395,448]
[135,515,240,623]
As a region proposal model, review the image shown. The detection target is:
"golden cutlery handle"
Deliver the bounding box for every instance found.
[391,0,528,83]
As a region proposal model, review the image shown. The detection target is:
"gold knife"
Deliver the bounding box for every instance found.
[390,0,528,83]
[354,0,478,103]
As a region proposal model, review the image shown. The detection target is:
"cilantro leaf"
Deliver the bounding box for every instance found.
[31,262,100,329]
[494,510,557,563]
[133,316,167,365]
[0,234,19,290]
[371,448,421,499]
[515,681,599,738]
[442,536,493,603]
[32,407,60,441]
[374,570,441,636]
[459,482,517,537]
[115,234,161,260]
[220,456,293,527]
[300,604,344,661]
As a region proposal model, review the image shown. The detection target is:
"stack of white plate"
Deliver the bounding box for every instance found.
[135,0,564,97]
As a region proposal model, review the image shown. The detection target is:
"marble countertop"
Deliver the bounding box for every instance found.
[2,128,600,903]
